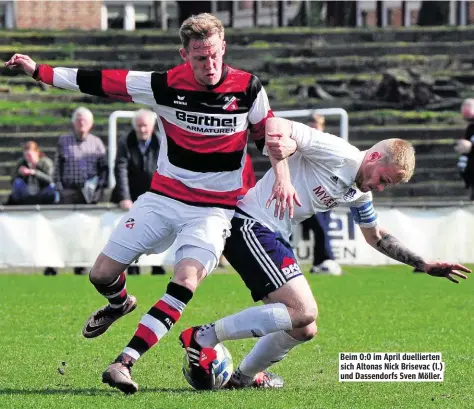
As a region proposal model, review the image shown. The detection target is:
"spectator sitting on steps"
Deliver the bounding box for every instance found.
[7,140,55,205]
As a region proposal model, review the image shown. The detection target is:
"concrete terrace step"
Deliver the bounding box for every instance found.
[263,55,462,76]
[0,91,416,113]
[4,70,474,89]
[348,126,464,141]
[410,168,460,184]
[4,26,474,47]
[0,147,56,162]
[0,161,16,176]
[4,41,474,63]
[0,125,466,144]
[376,180,466,199]
[0,133,109,149]
[4,54,474,77]
[0,175,10,190]
[0,189,10,204]
[250,151,460,178]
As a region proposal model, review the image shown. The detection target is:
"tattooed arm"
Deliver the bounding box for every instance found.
[376,232,426,271]
[360,225,471,283]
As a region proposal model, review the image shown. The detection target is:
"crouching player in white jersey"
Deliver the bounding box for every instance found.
[180,117,471,389]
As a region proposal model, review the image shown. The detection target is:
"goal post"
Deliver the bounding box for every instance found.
[107,108,349,188]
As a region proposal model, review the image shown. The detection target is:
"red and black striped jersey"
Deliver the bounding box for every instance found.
[35,62,273,209]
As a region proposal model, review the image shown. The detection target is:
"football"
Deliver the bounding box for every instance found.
[182,343,233,390]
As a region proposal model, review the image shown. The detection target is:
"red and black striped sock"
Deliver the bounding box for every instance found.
[122,282,193,361]
[91,272,128,309]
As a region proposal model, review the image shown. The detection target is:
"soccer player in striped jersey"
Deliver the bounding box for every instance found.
[5,14,299,394]
[183,117,471,389]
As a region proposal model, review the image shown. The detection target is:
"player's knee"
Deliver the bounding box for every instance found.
[89,254,123,285]
[173,259,207,292]
[291,321,318,342]
[89,265,113,285]
[294,305,318,328]
[300,321,318,341]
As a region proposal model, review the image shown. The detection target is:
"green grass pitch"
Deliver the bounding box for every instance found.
[0,265,473,409]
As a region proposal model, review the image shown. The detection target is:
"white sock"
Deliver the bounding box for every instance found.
[239,330,303,378]
[214,303,292,342]
[195,323,219,348]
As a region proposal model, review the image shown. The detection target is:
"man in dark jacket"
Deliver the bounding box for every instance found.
[456,99,474,200]
[111,109,165,275]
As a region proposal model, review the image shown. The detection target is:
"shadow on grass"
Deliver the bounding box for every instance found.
[0,387,194,396]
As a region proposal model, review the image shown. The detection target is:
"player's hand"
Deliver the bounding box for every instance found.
[4,54,37,76]
[119,199,133,210]
[266,132,297,160]
[454,139,472,155]
[424,261,471,283]
[266,179,301,220]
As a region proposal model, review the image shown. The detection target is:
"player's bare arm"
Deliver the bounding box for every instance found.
[361,225,471,283]
[265,117,296,160]
[264,117,300,220]
[4,54,36,76]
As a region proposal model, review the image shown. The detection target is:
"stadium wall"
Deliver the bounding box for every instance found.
[15,0,101,30]
[0,206,472,268]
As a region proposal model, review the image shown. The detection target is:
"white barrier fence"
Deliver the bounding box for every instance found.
[1,205,472,268]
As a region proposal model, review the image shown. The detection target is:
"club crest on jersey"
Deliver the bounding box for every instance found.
[223,96,239,112]
[343,188,357,201]
[312,186,339,209]
[125,218,135,229]
[280,257,301,278]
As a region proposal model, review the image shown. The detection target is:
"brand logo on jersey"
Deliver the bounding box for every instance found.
[176,110,237,133]
[250,330,261,338]
[174,95,187,106]
[343,188,357,201]
[312,186,339,209]
[330,176,339,184]
[280,256,301,278]
[223,96,239,112]
[125,218,135,229]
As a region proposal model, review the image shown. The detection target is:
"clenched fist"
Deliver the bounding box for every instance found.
[4,54,37,76]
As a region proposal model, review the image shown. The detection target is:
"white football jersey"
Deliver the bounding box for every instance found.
[238,121,378,241]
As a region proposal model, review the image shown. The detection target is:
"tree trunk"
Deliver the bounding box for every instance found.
[177,1,212,25]
[326,1,356,27]
[417,1,450,26]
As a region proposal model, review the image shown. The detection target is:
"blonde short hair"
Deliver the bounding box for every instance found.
[382,138,415,183]
[179,13,224,50]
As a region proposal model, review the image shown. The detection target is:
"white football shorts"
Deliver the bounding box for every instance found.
[102,192,233,273]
